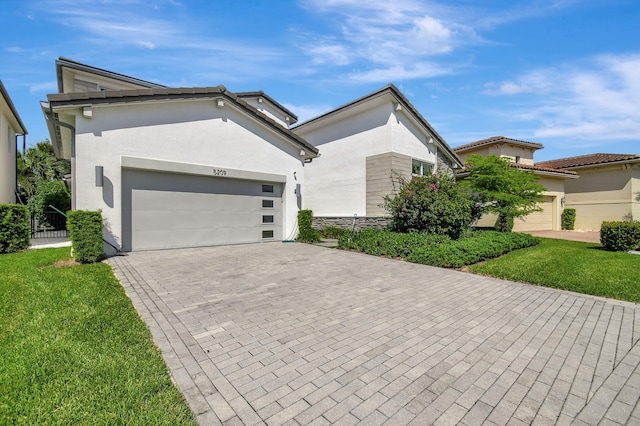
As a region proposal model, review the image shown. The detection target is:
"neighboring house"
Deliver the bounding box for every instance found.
[454,136,577,231]
[537,154,640,229]
[41,57,318,252]
[292,84,463,229]
[0,80,28,204]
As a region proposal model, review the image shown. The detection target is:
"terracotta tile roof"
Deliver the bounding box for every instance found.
[536,153,640,169]
[46,85,319,156]
[454,136,544,153]
[457,161,576,177]
[509,162,576,176]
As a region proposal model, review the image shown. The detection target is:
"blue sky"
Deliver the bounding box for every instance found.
[1,0,639,161]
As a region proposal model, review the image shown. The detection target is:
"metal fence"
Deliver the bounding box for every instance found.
[31,210,69,239]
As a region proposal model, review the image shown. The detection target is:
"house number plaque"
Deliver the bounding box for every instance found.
[212,168,227,176]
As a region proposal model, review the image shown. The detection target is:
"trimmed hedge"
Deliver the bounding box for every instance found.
[67,210,104,263]
[320,226,348,239]
[297,209,320,243]
[339,229,538,268]
[561,208,576,230]
[407,231,539,268]
[0,204,30,254]
[339,229,450,258]
[600,221,640,252]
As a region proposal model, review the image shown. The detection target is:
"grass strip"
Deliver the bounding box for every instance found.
[0,247,194,425]
[469,238,640,302]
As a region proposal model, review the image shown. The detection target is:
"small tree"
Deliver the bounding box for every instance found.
[461,154,546,232]
[27,180,71,222]
[384,173,475,240]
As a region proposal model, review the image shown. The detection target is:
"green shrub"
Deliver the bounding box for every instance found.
[67,210,104,263]
[297,209,320,243]
[338,229,450,258]
[494,215,515,232]
[27,180,70,222]
[407,231,539,268]
[561,208,576,230]
[600,221,640,251]
[338,228,538,268]
[0,204,30,254]
[384,174,474,240]
[320,226,347,239]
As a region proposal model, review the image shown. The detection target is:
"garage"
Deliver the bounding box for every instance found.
[121,169,283,251]
[513,196,554,232]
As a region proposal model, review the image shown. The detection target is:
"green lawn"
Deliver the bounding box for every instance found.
[469,238,640,302]
[0,247,194,425]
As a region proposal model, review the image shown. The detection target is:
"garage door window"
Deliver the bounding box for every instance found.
[262,215,274,223]
[262,230,274,239]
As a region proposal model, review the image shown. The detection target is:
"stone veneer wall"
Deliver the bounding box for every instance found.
[313,216,391,231]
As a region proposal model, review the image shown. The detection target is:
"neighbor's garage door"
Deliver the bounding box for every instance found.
[513,196,554,232]
[122,169,282,251]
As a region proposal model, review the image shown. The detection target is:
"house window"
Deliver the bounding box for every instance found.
[412,159,433,176]
[262,215,274,224]
[262,184,274,193]
[262,230,274,239]
[262,199,274,208]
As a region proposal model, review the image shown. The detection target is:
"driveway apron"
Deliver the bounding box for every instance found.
[107,243,640,425]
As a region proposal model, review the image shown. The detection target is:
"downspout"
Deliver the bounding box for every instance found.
[45,104,76,210]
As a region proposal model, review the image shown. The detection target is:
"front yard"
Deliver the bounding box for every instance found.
[469,237,640,303]
[336,230,640,303]
[0,247,194,425]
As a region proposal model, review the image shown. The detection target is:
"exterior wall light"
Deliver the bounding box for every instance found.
[95,166,104,187]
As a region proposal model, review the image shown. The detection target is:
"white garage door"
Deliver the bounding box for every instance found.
[513,196,554,232]
[122,169,282,251]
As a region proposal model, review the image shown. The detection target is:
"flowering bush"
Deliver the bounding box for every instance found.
[384,173,475,240]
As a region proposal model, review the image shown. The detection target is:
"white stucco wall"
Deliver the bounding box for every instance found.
[0,111,16,204]
[296,101,438,217]
[67,98,306,249]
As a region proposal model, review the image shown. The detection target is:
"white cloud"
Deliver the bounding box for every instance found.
[485,54,640,141]
[29,81,57,93]
[347,62,449,83]
[282,103,333,123]
[307,43,351,66]
[298,0,476,82]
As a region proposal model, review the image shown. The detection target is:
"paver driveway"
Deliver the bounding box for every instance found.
[108,243,640,425]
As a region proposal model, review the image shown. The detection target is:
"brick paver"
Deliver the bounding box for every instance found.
[107,243,640,425]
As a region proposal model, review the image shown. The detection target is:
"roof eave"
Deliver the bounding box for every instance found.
[554,158,640,170]
[56,57,167,93]
[294,84,462,167]
[0,80,28,134]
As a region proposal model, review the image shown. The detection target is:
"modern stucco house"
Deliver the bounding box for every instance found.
[292,84,463,229]
[42,59,467,251]
[537,154,640,229]
[0,80,28,204]
[454,136,577,231]
[42,58,318,252]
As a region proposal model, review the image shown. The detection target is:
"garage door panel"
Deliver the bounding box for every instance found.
[122,169,282,251]
[513,196,554,232]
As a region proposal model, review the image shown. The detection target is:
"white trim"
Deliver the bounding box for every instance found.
[121,156,287,183]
